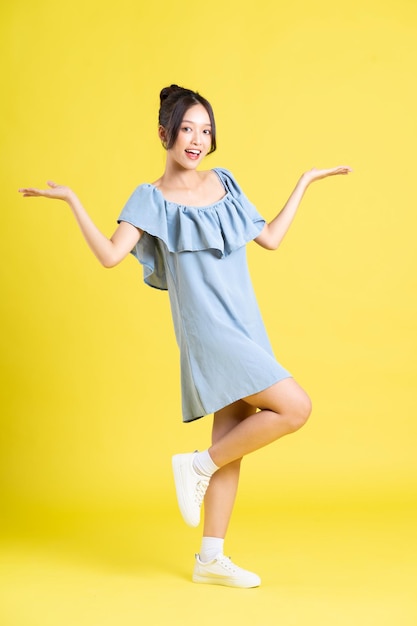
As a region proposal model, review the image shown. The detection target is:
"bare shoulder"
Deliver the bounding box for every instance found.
[193,169,225,204]
[200,169,225,195]
[151,176,162,188]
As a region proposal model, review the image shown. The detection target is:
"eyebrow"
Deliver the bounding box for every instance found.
[182,119,212,126]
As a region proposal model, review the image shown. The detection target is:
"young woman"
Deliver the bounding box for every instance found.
[19,84,351,588]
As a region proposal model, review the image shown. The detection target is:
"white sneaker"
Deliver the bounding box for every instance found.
[172,452,210,527]
[192,553,261,588]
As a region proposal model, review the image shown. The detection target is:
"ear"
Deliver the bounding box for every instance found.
[158,125,167,147]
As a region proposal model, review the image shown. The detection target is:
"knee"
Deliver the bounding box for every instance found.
[287,394,312,433]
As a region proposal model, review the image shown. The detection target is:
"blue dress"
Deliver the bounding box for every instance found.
[118,168,291,422]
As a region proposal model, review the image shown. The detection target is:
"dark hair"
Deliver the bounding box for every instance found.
[158,84,217,154]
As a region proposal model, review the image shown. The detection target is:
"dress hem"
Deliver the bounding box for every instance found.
[182,373,293,423]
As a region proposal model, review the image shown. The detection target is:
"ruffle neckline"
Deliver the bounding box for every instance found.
[118,168,265,289]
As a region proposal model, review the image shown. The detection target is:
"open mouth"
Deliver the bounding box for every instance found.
[185,149,201,157]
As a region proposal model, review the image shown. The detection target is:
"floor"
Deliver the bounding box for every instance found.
[1,494,416,626]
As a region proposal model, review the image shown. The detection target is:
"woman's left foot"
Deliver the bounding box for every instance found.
[192,553,261,588]
[172,452,210,527]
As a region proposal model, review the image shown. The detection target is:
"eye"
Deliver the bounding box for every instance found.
[181,126,192,132]
[203,129,211,135]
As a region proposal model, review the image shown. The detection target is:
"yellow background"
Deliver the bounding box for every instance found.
[1,0,416,624]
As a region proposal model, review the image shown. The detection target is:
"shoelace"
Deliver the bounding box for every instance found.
[194,476,210,506]
[216,555,238,573]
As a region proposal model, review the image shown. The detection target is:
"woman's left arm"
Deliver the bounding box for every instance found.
[255,166,352,250]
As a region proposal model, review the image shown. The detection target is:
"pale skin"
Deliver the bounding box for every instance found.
[19,103,352,539]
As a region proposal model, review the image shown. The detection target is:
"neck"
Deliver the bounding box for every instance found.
[161,159,202,190]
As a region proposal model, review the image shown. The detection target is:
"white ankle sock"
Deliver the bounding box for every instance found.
[193,450,219,478]
[199,536,224,563]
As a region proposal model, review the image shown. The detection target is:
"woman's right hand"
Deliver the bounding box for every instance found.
[18,181,75,202]
[19,180,141,267]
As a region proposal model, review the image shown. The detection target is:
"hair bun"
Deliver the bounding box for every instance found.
[160,84,182,103]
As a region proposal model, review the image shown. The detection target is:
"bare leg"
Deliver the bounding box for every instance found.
[209,377,312,468]
[172,379,310,536]
[203,400,256,538]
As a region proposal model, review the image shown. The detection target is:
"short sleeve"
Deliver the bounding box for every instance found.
[117,170,265,289]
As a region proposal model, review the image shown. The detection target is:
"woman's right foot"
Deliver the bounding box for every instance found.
[192,553,261,588]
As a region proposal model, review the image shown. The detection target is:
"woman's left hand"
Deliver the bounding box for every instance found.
[302,166,352,185]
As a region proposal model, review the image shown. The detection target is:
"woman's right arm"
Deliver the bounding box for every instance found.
[18,181,141,268]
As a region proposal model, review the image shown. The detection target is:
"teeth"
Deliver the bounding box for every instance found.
[186,150,200,155]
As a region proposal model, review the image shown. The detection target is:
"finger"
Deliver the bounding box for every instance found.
[328,166,352,176]
[19,187,52,197]
[18,187,39,195]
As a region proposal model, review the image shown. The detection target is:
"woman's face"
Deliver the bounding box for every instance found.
[165,104,212,170]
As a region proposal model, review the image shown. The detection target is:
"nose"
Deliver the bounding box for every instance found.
[192,131,202,145]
